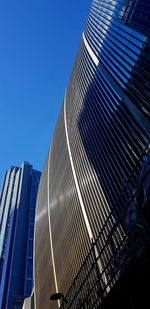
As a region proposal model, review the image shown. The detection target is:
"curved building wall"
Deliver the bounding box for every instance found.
[34,1,150,308]
[48,107,91,293]
[34,157,56,309]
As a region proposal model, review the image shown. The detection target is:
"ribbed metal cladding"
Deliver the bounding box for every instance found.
[48,107,91,293]
[34,157,56,309]
[85,0,150,118]
[34,1,150,308]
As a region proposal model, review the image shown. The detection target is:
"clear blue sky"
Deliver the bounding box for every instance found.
[0,0,91,184]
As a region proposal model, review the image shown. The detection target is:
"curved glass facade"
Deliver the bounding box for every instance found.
[34,1,150,308]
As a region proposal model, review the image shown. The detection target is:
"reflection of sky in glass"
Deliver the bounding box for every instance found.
[77,0,150,221]
[84,0,148,91]
[0,170,15,257]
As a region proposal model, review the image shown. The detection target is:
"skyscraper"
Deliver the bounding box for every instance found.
[34,0,150,308]
[0,162,41,309]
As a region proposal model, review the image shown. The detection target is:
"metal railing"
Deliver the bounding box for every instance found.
[59,148,150,308]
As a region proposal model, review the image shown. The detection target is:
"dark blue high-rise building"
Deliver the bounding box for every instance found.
[0,162,41,309]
